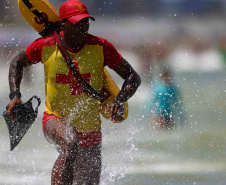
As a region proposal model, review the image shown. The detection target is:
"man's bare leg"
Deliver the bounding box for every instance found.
[73,144,101,185]
[44,117,80,185]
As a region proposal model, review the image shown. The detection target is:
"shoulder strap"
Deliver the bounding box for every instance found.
[53,31,106,104]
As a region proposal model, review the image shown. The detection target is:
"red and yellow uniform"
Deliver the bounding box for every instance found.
[26,32,121,133]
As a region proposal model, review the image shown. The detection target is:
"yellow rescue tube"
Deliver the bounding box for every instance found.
[18,0,59,36]
[100,68,128,122]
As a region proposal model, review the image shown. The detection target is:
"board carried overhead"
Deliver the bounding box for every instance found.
[18,0,59,36]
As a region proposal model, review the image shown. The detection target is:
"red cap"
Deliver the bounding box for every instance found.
[59,0,95,24]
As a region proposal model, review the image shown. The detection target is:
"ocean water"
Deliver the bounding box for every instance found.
[0,70,226,185]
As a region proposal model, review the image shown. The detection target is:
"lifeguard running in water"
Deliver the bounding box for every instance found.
[6,0,141,184]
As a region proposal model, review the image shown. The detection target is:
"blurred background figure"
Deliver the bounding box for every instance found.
[146,41,186,130]
[150,69,186,130]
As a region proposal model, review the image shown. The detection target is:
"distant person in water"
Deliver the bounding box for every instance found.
[150,70,186,130]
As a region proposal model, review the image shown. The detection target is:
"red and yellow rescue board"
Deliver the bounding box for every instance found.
[18,0,59,35]
[18,0,128,122]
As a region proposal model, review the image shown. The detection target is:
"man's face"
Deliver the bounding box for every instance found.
[63,17,89,44]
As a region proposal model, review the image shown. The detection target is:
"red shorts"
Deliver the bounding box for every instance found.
[42,112,102,147]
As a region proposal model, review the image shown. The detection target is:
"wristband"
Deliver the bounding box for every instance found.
[9,91,22,100]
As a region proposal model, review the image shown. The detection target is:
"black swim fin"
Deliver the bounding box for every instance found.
[2,96,41,151]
